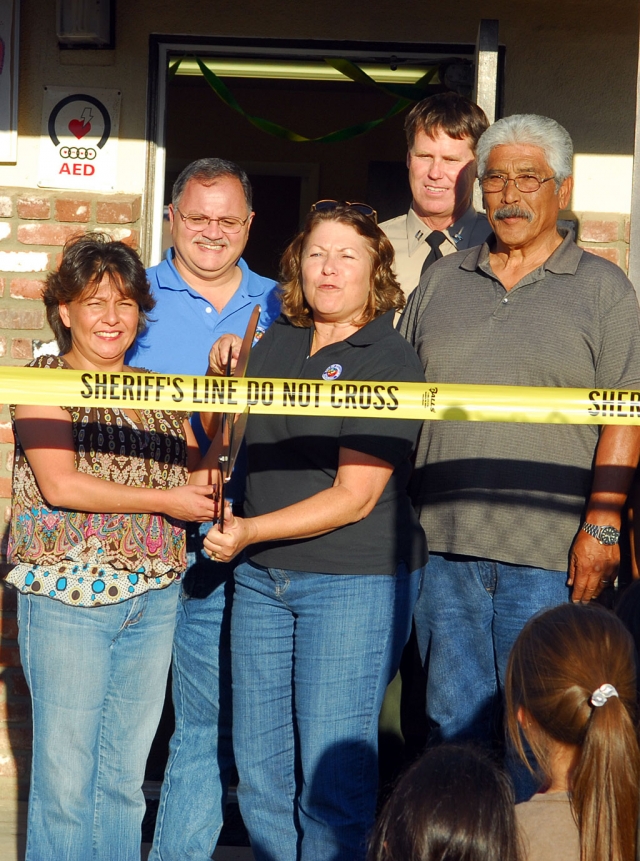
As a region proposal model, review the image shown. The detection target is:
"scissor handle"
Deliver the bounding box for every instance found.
[216,454,228,533]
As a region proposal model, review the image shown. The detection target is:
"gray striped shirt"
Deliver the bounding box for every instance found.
[399,232,640,571]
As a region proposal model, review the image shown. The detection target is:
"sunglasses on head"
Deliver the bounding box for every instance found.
[311,199,378,223]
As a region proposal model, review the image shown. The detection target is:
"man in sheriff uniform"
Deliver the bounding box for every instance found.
[379,95,492,770]
[380,92,492,299]
[127,158,280,861]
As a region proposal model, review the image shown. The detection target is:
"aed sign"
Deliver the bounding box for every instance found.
[38,87,121,191]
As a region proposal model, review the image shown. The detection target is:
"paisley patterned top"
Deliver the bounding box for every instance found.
[7,355,190,606]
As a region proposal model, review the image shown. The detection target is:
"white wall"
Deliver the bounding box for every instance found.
[1,0,637,207]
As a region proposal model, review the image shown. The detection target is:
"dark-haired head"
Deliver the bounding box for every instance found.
[172,157,253,213]
[368,744,521,861]
[404,92,489,152]
[279,203,404,328]
[506,602,639,861]
[43,233,154,353]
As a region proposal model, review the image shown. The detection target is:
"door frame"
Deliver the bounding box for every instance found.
[143,33,503,266]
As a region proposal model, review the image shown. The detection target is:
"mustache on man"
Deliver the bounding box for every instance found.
[192,236,230,248]
[493,205,533,222]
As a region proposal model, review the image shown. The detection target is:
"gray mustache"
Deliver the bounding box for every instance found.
[493,205,533,222]
[193,238,229,248]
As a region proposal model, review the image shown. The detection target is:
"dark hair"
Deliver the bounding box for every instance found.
[368,744,521,861]
[279,204,404,328]
[506,603,640,861]
[172,157,253,212]
[43,233,155,354]
[404,92,489,152]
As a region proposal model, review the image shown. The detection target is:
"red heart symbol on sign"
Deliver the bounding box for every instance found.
[69,119,91,139]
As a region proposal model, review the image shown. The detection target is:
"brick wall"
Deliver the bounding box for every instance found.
[0,187,142,797]
[575,212,631,271]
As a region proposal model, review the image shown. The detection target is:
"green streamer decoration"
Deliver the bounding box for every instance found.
[169,55,438,143]
[168,57,183,81]
[324,58,438,101]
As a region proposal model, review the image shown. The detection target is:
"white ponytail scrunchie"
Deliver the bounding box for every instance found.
[590,683,619,707]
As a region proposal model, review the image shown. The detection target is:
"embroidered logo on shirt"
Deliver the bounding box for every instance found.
[322,364,343,381]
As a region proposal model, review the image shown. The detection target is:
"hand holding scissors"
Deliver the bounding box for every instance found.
[209,334,243,376]
[213,304,261,535]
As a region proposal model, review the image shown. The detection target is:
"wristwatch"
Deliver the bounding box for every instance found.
[581,522,620,545]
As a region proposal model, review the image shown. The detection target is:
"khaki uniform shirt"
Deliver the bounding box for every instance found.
[380,205,491,300]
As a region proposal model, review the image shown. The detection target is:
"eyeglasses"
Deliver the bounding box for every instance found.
[480,174,556,194]
[174,207,251,234]
[311,200,378,223]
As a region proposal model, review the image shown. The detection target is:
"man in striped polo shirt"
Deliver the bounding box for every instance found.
[399,114,640,790]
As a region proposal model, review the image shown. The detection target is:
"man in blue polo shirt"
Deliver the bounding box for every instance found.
[128,158,279,861]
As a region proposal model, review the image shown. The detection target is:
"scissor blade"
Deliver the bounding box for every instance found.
[218,379,232,484]
[215,305,261,535]
[217,457,227,533]
[217,407,249,533]
[227,407,250,477]
[234,304,261,378]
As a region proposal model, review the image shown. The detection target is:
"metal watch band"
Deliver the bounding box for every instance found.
[581,522,620,545]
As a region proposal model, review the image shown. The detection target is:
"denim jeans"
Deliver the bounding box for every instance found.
[231,558,423,861]
[414,553,569,745]
[150,524,235,861]
[17,584,178,861]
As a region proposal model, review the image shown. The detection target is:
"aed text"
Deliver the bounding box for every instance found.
[60,162,96,176]
[81,373,184,402]
[588,390,640,417]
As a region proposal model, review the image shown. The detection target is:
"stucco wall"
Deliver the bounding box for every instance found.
[3,0,639,195]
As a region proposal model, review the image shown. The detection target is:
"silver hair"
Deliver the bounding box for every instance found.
[172,158,253,212]
[476,114,573,190]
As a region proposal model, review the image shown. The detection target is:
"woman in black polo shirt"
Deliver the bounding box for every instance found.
[205,202,427,861]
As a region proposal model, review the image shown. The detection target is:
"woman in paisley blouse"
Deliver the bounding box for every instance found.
[6,234,217,861]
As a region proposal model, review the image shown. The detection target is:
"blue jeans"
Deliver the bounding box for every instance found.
[231,558,423,861]
[414,553,569,744]
[150,525,235,861]
[17,584,178,861]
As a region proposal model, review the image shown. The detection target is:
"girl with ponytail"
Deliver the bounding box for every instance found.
[506,602,640,861]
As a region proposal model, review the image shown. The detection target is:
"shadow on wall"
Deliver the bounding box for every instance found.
[0,573,30,859]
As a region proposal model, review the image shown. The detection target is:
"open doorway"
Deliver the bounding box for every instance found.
[144,35,501,275]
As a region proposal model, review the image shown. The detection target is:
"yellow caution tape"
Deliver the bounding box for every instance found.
[2,366,640,425]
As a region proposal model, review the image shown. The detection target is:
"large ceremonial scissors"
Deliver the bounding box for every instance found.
[216,304,261,532]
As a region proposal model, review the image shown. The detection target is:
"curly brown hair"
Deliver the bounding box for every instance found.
[279,205,404,328]
[43,233,155,353]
